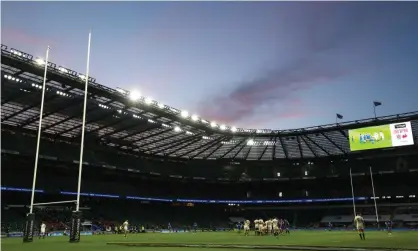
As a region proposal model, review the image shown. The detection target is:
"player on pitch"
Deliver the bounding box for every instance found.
[123,220,129,238]
[354,214,365,240]
[39,222,46,239]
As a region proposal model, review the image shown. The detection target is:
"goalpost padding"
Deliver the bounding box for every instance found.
[69,211,82,243]
[106,242,417,251]
[23,213,35,243]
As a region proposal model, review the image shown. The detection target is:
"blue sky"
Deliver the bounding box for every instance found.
[2,1,418,130]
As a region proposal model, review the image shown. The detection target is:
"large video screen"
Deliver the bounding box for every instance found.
[349,121,414,151]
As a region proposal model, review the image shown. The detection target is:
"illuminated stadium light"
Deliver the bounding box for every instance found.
[3,74,23,83]
[185,131,193,135]
[409,195,416,198]
[219,125,226,130]
[231,126,237,133]
[11,49,23,56]
[132,114,141,119]
[256,129,262,134]
[191,114,199,121]
[56,91,69,97]
[117,109,122,114]
[304,171,308,176]
[10,49,31,58]
[32,83,42,89]
[279,192,283,197]
[277,172,281,177]
[263,141,276,146]
[247,139,255,146]
[201,119,209,124]
[144,97,153,105]
[169,107,179,113]
[35,58,45,65]
[210,121,217,127]
[148,119,156,123]
[157,102,165,109]
[116,87,129,95]
[129,90,141,101]
[202,136,211,140]
[162,123,171,128]
[174,126,181,132]
[180,110,189,118]
[99,103,110,109]
[78,74,86,80]
[396,196,404,199]
[58,67,69,73]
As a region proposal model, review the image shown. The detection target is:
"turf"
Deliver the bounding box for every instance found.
[1,231,417,251]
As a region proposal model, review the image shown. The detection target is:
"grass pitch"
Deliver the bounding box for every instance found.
[2,231,417,251]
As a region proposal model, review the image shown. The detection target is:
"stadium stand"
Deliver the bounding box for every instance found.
[1,44,418,237]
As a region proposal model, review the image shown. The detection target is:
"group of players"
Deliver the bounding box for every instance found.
[37,214,394,240]
[241,218,290,236]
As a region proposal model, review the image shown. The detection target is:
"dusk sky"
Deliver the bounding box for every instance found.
[2,1,418,130]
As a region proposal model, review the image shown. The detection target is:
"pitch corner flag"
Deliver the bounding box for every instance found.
[373,101,382,107]
[336,113,343,119]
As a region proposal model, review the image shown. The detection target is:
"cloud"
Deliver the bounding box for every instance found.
[197,53,348,125]
[196,5,379,126]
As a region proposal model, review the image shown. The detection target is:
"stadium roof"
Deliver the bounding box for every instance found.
[2,44,418,161]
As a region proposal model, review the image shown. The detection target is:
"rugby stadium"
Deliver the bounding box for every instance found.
[1,44,418,251]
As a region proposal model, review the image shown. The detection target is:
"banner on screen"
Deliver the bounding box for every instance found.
[349,121,414,151]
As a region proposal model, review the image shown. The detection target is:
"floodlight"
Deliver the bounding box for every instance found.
[116,87,129,95]
[144,97,153,104]
[79,74,86,80]
[11,50,22,56]
[210,121,217,127]
[129,91,141,101]
[231,126,237,132]
[304,171,308,176]
[279,192,282,197]
[247,139,255,146]
[191,115,199,121]
[219,125,226,130]
[277,172,281,177]
[157,103,165,109]
[180,110,189,118]
[174,126,181,132]
[58,67,69,73]
[35,58,45,65]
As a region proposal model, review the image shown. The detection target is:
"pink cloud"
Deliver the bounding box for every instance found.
[1,28,57,47]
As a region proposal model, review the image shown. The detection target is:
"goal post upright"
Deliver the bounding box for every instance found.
[23,45,50,243]
[69,30,92,243]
